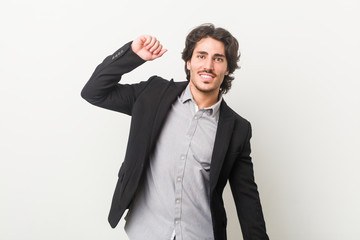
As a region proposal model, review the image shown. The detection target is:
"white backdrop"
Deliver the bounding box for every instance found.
[1,0,359,239]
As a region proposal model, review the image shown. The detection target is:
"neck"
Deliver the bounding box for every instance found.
[189,84,220,109]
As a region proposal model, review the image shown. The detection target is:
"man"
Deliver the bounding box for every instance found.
[81,24,269,240]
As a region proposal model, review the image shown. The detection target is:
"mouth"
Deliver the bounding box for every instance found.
[199,72,216,81]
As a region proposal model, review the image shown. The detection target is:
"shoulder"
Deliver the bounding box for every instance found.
[147,76,187,86]
[142,76,187,93]
[146,75,172,87]
[135,76,188,100]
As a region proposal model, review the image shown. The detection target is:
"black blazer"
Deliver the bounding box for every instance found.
[81,42,269,240]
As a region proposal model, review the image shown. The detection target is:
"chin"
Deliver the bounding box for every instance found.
[199,85,217,93]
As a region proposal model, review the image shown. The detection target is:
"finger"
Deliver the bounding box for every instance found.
[149,40,160,53]
[153,44,162,55]
[146,37,157,50]
[140,35,151,48]
[153,43,166,55]
[140,35,151,45]
[155,48,167,58]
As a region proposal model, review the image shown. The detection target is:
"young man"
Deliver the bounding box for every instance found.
[81,24,269,240]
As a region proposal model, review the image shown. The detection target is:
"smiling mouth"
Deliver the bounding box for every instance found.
[199,72,216,81]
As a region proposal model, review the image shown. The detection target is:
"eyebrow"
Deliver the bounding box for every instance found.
[196,51,226,58]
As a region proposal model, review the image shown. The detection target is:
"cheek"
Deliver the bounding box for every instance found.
[216,66,228,76]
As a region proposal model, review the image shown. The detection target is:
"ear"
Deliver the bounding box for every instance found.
[186,60,191,70]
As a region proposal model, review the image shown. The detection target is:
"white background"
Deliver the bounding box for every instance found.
[1,0,359,239]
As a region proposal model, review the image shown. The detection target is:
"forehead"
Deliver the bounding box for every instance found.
[193,37,226,55]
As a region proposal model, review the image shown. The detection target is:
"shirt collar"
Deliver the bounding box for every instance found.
[180,84,223,118]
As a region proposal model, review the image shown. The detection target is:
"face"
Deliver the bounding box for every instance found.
[187,37,229,96]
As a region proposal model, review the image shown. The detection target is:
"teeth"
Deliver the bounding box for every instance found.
[201,75,213,79]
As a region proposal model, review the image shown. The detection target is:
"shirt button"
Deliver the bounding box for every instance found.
[175,220,180,224]
[176,199,180,204]
[194,116,198,120]
[180,155,185,160]
[177,177,182,182]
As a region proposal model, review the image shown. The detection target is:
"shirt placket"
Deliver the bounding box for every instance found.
[174,109,205,239]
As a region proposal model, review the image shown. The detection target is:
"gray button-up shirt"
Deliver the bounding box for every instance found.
[125,84,222,240]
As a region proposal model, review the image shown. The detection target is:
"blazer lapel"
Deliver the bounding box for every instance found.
[149,80,188,151]
[210,101,235,192]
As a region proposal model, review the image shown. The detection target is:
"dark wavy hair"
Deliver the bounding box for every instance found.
[182,23,240,94]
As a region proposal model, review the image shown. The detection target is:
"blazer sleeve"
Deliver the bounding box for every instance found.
[229,122,269,240]
[81,41,150,115]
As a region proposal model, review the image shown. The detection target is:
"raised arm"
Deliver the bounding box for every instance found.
[81,36,167,115]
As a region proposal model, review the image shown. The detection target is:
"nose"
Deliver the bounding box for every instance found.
[204,58,214,71]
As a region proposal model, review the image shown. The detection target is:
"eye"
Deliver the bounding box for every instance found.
[214,57,224,62]
[197,55,205,59]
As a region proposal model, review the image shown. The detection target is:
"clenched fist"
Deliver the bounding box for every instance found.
[131,35,167,61]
